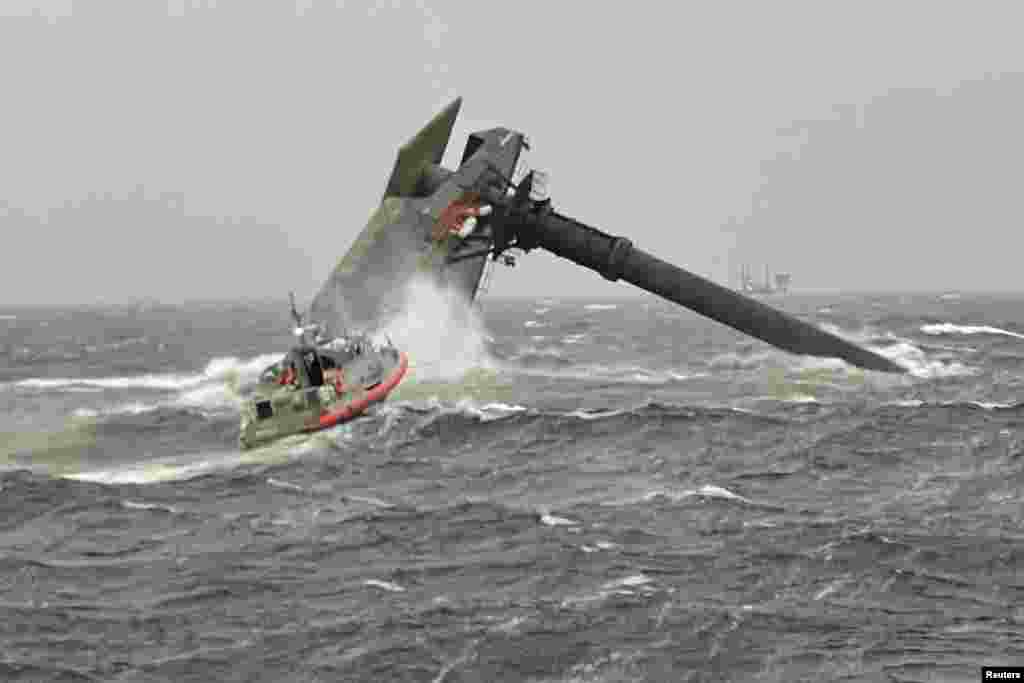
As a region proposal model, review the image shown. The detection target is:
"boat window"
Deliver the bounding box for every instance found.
[260,363,282,383]
[305,388,321,409]
[304,352,325,387]
[255,400,273,420]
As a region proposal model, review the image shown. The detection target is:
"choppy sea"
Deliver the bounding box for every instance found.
[1,291,1022,682]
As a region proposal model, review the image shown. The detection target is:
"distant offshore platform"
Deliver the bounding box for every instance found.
[737,264,792,295]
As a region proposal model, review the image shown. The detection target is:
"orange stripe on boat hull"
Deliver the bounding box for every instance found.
[313,352,409,430]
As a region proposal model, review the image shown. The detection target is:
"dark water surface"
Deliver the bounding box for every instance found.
[1,292,1022,682]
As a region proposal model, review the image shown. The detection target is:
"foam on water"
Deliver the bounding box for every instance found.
[374,276,494,382]
[876,341,977,379]
[920,322,1024,340]
[639,484,757,506]
[11,352,283,393]
[364,579,406,593]
[7,296,1024,681]
[705,321,977,380]
[540,511,579,527]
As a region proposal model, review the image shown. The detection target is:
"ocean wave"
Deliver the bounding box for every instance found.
[11,352,283,393]
[874,341,977,379]
[806,322,979,378]
[122,500,179,514]
[69,385,241,420]
[563,400,783,426]
[30,352,280,421]
[501,360,703,386]
[376,398,532,436]
[505,346,571,368]
[705,322,976,380]
[883,399,1021,411]
[708,347,859,375]
[753,393,819,404]
[564,407,627,421]
[643,484,755,505]
[540,511,579,527]
[72,402,162,418]
[920,322,1024,340]
[64,437,314,485]
[83,336,150,353]
[560,573,660,608]
[819,323,912,348]
[364,579,406,593]
[449,399,528,423]
[380,398,777,447]
[708,351,776,371]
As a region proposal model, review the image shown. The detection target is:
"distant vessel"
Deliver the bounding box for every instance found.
[738,265,791,295]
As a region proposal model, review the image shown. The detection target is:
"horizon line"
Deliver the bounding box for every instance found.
[2,288,1024,308]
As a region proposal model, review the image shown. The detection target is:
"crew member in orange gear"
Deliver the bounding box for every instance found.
[277,363,297,387]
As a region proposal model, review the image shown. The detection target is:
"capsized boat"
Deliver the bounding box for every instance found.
[238,296,408,450]
[303,97,905,375]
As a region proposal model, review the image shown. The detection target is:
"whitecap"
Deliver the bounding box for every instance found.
[450,399,528,422]
[364,579,405,592]
[603,574,652,590]
[540,512,579,527]
[72,401,162,418]
[921,322,1024,340]
[565,408,625,421]
[877,341,977,379]
[267,477,305,492]
[12,352,283,393]
[886,399,925,408]
[342,494,396,509]
[643,484,755,505]
[122,500,178,514]
[693,484,753,503]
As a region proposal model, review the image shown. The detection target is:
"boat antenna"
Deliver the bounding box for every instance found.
[289,291,303,328]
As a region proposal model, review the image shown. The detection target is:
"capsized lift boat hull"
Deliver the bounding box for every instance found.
[304,98,905,375]
[238,335,408,450]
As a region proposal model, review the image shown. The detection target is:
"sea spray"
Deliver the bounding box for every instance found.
[374,276,494,382]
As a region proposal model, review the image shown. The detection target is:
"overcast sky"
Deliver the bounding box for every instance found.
[2,0,1024,304]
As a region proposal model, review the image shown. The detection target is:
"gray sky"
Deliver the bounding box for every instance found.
[2,0,1024,304]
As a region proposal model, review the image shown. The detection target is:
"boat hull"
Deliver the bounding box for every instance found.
[238,351,408,450]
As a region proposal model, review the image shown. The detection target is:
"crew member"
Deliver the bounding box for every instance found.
[278,362,297,387]
[324,367,345,394]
